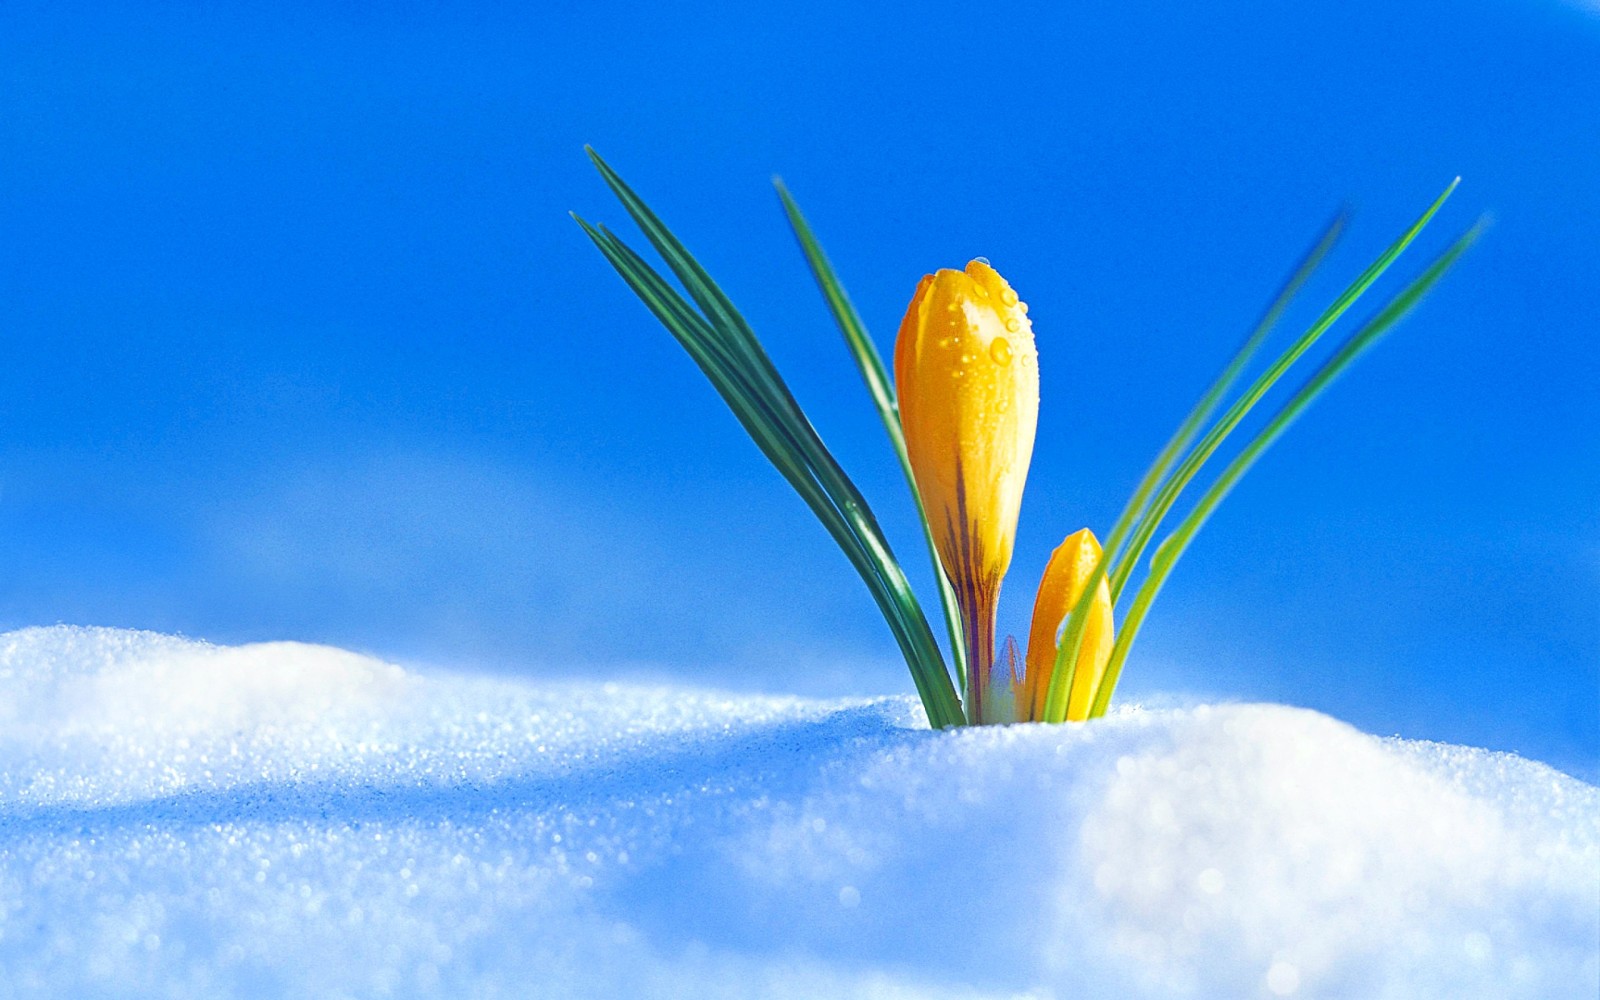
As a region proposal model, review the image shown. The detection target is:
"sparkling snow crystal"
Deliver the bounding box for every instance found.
[0,627,1594,998]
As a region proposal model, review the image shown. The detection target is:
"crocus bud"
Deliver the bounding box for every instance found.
[894,260,1039,724]
[1023,528,1115,722]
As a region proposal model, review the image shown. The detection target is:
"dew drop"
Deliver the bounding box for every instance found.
[973,256,991,266]
[959,353,974,365]
[1000,288,1018,306]
[952,368,966,379]
[1004,317,1021,333]
[989,338,1013,365]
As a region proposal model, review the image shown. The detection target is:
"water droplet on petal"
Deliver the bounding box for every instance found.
[989,338,1013,365]
[1004,317,1020,333]
[952,368,966,379]
[973,256,991,266]
[1000,288,1018,306]
[959,353,974,365]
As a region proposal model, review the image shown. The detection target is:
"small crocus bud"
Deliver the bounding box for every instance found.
[1023,528,1115,722]
[894,260,1039,724]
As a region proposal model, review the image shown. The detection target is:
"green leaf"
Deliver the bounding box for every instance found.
[1088,219,1485,717]
[1105,179,1460,608]
[576,155,965,728]
[774,179,971,694]
[1039,211,1348,723]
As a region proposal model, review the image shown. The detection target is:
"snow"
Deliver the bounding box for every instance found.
[0,626,1594,999]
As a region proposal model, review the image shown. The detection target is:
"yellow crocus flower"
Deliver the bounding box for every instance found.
[1023,529,1115,722]
[895,260,1114,724]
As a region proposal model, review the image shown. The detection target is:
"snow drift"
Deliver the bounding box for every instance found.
[0,626,1593,999]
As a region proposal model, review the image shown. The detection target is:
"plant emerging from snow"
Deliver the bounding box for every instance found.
[575,149,1479,728]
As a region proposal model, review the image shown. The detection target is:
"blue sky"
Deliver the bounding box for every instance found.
[0,1,1595,776]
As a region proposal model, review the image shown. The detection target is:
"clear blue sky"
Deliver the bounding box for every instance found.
[0,1,1595,777]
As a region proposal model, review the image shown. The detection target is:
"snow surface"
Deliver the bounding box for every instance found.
[0,626,1594,999]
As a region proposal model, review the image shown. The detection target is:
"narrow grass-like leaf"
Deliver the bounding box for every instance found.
[1039,212,1349,723]
[576,158,964,727]
[774,179,970,693]
[587,150,924,623]
[588,149,821,447]
[1105,178,1460,608]
[773,181,897,425]
[576,214,962,726]
[1088,221,1484,717]
[1102,211,1348,564]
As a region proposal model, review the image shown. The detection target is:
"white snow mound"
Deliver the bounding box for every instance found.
[0,626,1593,999]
